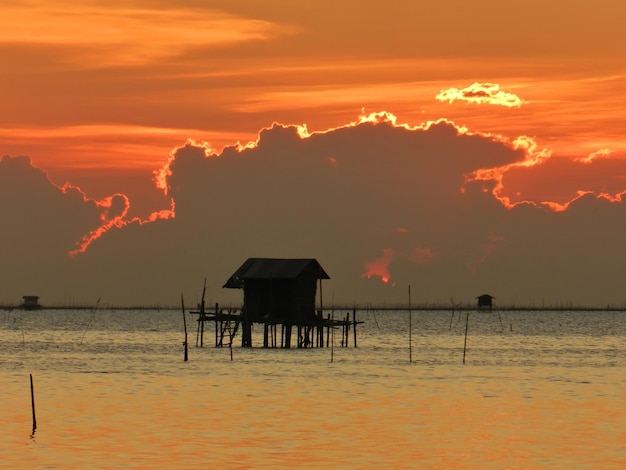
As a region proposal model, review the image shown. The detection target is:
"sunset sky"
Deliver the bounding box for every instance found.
[2,0,626,307]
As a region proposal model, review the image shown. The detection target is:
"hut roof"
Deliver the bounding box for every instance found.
[223,258,330,289]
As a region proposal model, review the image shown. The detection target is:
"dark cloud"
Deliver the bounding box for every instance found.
[2,118,626,307]
[0,155,120,303]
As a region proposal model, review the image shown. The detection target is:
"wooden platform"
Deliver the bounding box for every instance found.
[189,305,363,349]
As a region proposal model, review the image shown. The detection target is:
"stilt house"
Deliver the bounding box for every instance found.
[223,258,330,324]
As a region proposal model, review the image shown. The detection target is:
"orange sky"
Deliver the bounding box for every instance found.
[2,1,626,187]
[3,1,626,306]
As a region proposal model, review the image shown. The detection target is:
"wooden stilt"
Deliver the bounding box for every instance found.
[285,324,292,348]
[215,302,219,347]
[326,314,331,347]
[195,314,201,347]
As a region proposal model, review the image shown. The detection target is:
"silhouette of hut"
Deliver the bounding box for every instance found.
[20,295,41,310]
[223,258,330,347]
[476,294,495,309]
[224,258,329,322]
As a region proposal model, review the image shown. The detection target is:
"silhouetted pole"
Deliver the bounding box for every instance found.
[462,311,470,364]
[449,297,455,331]
[200,278,206,347]
[30,374,37,435]
[408,285,413,363]
[181,294,188,362]
[330,309,334,363]
[80,296,101,345]
[215,302,219,347]
[352,307,357,347]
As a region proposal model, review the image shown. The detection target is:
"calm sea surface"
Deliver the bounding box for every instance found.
[1,308,625,469]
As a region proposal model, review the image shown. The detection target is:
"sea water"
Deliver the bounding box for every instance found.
[1,308,625,469]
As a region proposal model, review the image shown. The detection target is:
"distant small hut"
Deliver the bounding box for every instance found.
[223,258,330,347]
[476,294,495,310]
[20,295,41,310]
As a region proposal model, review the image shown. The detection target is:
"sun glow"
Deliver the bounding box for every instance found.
[362,249,396,284]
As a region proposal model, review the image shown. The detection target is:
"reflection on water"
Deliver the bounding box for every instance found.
[1,309,625,468]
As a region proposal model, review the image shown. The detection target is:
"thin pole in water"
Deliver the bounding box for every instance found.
[79,296,101,345]
[330,308,334,363]
[30,374,37,436]
[462,311,470,364]
[181,294,188,362]
[408,285,412,363]
[449,297,455,331]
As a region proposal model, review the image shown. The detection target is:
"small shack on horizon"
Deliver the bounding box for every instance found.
[20,295,41,310]
[476,294,495,309]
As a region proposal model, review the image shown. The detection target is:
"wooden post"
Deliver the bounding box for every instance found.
[181,294,188,362]
[215,302,219,347]
[200,279,206,348]
[330,310,334,363]
[463,311,470,364]
[263,323,269,348]
[352,308,357,347]
[326,314,331,347]
[30,374,37,435]
[408,285,412,363]
[449,305,455,331]
[195,314,201,347]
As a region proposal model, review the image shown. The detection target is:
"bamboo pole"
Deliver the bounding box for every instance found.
[352,307,357,348]
[462,311,470,364]
[330,311,334,363]
[215,302,219,347]
[30,374,37,436]
[408,285,412,363]
[449,297,455,331]
[181,294,188,362]
[195,314,201,347]
[79,296,101,345]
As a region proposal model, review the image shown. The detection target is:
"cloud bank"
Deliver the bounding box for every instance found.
[2,114,626,307]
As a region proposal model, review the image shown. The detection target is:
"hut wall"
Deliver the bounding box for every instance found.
[243,279,295,322]
[243,277,318,323]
